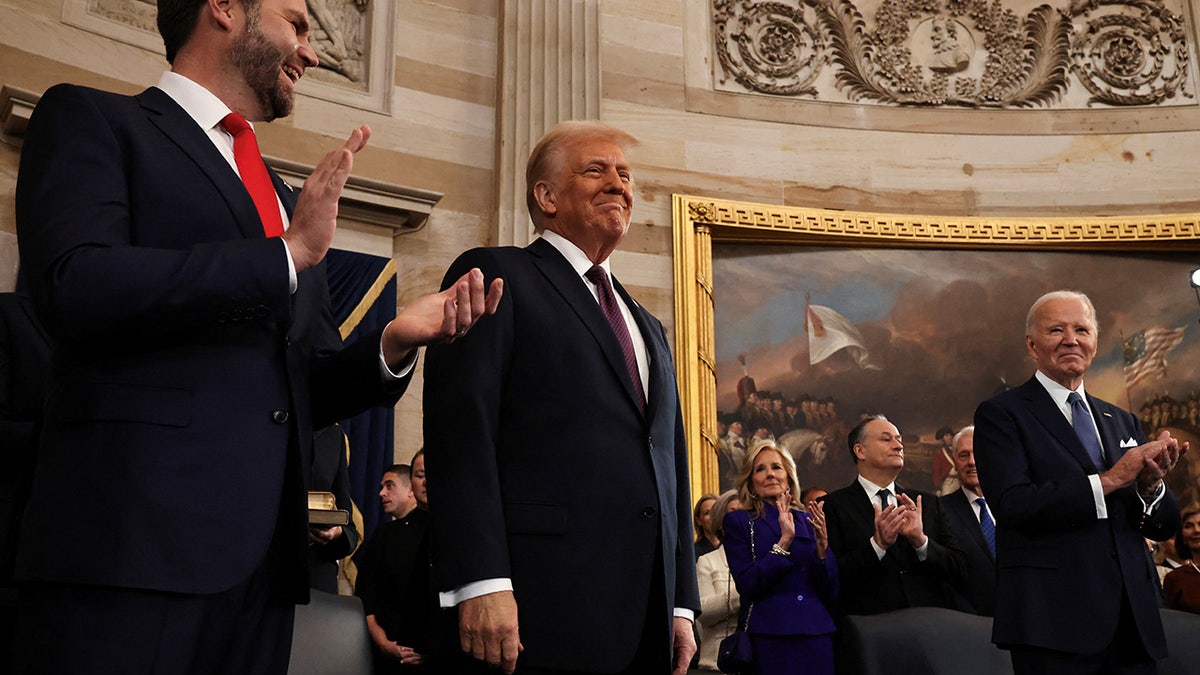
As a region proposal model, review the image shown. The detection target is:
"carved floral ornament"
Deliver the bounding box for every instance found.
[712,0,1195,107]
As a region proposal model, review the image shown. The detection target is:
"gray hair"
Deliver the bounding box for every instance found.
[1025,290,1098,337]
[952,425,974,450]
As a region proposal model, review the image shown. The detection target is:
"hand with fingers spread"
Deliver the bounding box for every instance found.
[381,268,504,370]
[283,125,371,272]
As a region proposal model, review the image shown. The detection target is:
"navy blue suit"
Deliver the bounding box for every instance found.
[423,239,699,673]
[938,489,997,616]
[974,377,1178,658]
[14,80,407,661]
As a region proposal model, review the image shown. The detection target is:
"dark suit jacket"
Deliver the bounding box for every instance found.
[308,424,359,594]
[822,480,967,615]
[423,238,700,672]
[974,376,1178,656]
[14,83,406,598]
[939,489,997,616]
[0,293,51,583]
[723,506,838,637]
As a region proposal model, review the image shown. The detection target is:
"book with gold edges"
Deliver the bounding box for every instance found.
[307,491,349,526]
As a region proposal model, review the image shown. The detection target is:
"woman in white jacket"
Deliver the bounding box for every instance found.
[695,489,742,670]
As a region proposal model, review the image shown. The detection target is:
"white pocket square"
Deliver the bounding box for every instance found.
[1120,438,1138,448]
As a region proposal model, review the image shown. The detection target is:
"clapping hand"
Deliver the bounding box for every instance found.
[896,493,928,548]
[808,499,828,560]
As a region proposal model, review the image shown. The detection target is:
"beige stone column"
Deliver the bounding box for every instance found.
[495,0,600,247]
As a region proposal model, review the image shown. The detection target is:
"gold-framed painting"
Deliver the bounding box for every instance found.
[672,194,1200,506]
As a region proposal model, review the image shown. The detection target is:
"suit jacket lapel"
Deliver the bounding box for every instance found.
[948,490,993,562]
[137,87,270,240]
[527,238,644,415]
[1088,395,1126,467]
[1019,378,1098,472]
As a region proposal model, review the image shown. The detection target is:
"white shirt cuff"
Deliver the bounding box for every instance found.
[674,608,694,623]
[1138,480,1166,516]
[379,332,417,381]
[870,536,887,559]
[1089,474,1108,519]
[280,238,298,294]
[439,578,513,608]
[915,537,929,561]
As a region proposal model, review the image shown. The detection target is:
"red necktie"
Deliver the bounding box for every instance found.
[219,112,284,237]
[585,265,645,412]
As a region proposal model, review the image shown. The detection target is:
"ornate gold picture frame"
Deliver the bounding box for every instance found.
[672,194,1200,500]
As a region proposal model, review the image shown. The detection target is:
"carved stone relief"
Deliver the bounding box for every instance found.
[63,0,387,110]
[305,0,369,86]
[713,0,1195,108]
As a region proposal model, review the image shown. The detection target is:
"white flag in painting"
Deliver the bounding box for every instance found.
[806,304,878,369]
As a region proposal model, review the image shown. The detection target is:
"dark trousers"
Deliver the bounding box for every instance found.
[1009,592,1155,675]
[12,557,294,675]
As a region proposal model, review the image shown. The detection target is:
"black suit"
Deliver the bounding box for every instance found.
[822,480,967,615]
[974,377,1178,663]
[308,424,359,594]
[0,293,50,583]
[939,488,997,615]
[13,82,408,671]
[423,238,699,673]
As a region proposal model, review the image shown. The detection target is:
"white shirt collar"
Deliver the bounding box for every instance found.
[539,229,609,279]
[1035,369,1088,406]
[156,71,235,134]
[857,474,896,503]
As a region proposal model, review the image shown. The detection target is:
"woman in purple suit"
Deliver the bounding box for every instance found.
[723,444,838,675]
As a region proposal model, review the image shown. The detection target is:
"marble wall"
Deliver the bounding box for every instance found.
[2,0,1199,460]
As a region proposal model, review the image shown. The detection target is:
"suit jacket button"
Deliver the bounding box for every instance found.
[647,436,654,450]
[642,506,656,519]
[272,409,289,424]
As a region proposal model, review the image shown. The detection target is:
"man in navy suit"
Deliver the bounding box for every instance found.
[937,426,997,615]
[423,121,699,675]
[974,290,1186,674]
[12,0,500,672]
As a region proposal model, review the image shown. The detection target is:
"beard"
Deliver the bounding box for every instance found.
[230,12,293,120]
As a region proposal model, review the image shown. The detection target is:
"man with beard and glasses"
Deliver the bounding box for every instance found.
[11,0,502,673]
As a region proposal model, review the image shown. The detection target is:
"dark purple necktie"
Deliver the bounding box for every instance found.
[585,265,645,411]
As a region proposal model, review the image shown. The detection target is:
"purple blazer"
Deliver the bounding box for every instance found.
[723,504,838,636]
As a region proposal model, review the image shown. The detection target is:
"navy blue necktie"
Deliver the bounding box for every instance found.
[1068,392,1106,470]
[877,489,891,509]
[976,497,996,556]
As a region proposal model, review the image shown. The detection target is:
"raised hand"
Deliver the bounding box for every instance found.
[284,125,371,272]
[775,490,796,550]
[896,493,928,548]
[808,499,829,560]
[381,268,504,369]
[872,501,905,550]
